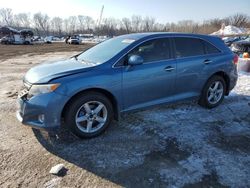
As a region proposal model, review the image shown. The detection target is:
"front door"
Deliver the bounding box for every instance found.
[122,38,176,111]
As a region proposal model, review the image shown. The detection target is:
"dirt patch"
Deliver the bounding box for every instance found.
[207,116,250,154]
[212,134,250,153]
[112,139,191,187]
[0,43,94,61]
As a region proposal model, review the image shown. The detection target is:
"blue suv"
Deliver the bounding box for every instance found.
[17,33,238,138]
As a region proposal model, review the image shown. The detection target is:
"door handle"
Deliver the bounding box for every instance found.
[164,66,175,71]
[204,59,213,64]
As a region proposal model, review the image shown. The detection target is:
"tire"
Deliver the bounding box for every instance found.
[65,92,114,138]
[198,75,226,108]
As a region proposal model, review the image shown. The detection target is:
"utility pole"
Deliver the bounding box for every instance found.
[97,5,104,28]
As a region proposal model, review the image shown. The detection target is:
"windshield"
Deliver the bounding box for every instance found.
[77,37,136,64]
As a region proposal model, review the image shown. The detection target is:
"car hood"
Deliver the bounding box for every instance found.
[24,58,97,84]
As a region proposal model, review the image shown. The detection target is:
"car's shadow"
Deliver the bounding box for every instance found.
[33,93,250,187]
[33,118,169,187]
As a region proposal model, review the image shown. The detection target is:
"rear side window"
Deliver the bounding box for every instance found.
[128,38,171,63]
[203,40,221,54]
[174,37,205,58]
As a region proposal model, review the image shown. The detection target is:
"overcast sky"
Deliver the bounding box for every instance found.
[0,0,249,23]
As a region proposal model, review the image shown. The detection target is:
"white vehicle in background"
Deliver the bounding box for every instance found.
[66,35,81,44]
[20,29,33,44]
[44,36,53,44]
[44,36,64,44]
[0,27,33,45]
[79,34,94,42]
[32,36,44,42]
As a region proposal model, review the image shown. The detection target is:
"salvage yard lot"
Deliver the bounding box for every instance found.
[0,43,249,187]
[0,42,94,61]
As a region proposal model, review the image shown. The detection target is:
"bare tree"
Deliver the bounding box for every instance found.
[98,18,118,36]
[78,15,85,32]
[229,13,249,27]
[14,13,31,28]
[0,8,14,26]
[131,15,142,32]
[1,7,250,36]
[85,16,94,32]
[51,17,63,35]
[122,17,131,33]
[176,20,197,33]
[78,15,94,33]
[68,16,77,34]
[153,23,166,32]
[33,12,50,35]
[206,18,223,29]
[142,16,155,32]
[63,19,70,35]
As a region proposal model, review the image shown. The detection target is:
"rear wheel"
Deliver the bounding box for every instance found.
[65,92,113,138]
[199,75,226,108]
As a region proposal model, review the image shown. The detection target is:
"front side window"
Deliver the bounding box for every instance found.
[174,37,205,58]
[127,38,171,63]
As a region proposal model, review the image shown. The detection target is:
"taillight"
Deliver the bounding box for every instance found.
[233,54,238,65]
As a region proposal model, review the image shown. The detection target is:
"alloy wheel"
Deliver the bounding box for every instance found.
[75,101,108,133]
[207,81,224,105]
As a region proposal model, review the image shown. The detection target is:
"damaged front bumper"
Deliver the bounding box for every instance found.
[16,88,69,131]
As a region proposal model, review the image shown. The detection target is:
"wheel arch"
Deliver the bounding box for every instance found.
[208,71,230,95]
[61,88,120,122]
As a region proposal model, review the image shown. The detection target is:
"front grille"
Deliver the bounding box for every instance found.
[18,80,31,99]
[18,89,28,98]
[23,80,31,90]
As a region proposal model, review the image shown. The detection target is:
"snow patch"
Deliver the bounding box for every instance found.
[49,164,65,175]
[211,25,247,35]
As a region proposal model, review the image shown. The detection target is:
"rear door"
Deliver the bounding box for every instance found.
[173,37,208,99]
[121,38,176,111]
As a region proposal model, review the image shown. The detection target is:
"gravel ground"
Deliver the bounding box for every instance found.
[0,42,93,61]
[0,47,249,188]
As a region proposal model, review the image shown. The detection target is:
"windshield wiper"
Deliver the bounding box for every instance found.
[71,52,83,61]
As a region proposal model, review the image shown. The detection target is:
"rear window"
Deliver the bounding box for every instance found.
[174,37,205,58]
[203,40,221,54]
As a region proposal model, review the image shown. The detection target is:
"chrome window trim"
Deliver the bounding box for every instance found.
[111,35,223,69]
[112,36,172,68]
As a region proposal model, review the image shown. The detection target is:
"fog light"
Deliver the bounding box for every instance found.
[38,114,45,123]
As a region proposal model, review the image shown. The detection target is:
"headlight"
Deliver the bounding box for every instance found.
[28,83,60,98]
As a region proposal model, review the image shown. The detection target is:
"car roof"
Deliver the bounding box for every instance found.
[117,32,220,41]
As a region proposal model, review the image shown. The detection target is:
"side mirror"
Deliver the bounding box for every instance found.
[128,55,144,65]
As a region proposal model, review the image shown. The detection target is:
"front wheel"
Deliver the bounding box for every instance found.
[199,75,226,108]
[65,92,113,138]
